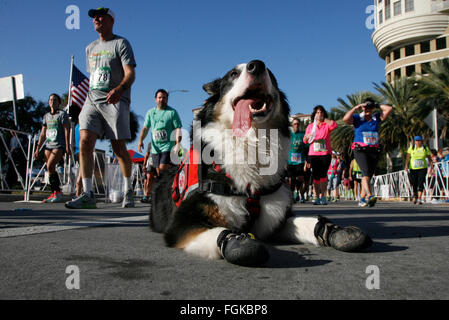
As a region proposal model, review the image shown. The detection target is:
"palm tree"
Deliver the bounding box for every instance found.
[414,59,449,142]
[374,78,431,170]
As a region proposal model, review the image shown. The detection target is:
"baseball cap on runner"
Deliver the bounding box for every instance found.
[88,7,115,20]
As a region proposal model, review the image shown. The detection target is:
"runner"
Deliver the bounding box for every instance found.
[141,141,155,203]
[34,94,71,203]
[65,7,137,209]
[349,158,362,202]
[287,118,308,203]
[405,136,434,205]
[343,98,393,207]
[327,151,340,202]
[303,105,338,205]
[137,89,182,177]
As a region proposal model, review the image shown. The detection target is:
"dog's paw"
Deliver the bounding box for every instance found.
[217,230,269,267]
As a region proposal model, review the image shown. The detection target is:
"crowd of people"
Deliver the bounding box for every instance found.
[287,100,394,207]
[287,100,449,207]
[11,7,447,209]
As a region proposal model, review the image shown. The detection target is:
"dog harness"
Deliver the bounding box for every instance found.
[172,146,283,227]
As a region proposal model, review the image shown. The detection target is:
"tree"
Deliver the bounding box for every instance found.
[0,96,47,134]
[374,78,431,170]
[414,59,449,143]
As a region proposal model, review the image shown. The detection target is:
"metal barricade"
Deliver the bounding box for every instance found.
[373,160,449,201]
[0,127,33,195]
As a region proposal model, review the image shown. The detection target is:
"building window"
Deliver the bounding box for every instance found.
[405,0,414,12]
[405,45,415,56]
[394,68,401,80]
[379,10,384,24]
[421,62,431,74]
[437,37,447,50]
[393,48,401,60]
[394,1,402,16]
[406,65,416,77]
[387,72,392,82]
[385,0,391,20]
[420,41,430,53]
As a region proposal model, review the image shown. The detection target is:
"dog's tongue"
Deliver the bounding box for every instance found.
[233,99,253,137]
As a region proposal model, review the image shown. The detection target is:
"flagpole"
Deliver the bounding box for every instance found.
[67,55,74,110]
[433,107,438,150]
[65,55,75,192]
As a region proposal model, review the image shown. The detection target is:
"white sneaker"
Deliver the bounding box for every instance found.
[122,189,135,208]
[431,199,442,204]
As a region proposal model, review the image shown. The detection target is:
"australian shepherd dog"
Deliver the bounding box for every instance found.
[150,60,372,267]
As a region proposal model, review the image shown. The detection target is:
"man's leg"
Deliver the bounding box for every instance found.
[111,139,134,208]
[111,139,132,180]
[80,130,98,194]
[65,130,97,209]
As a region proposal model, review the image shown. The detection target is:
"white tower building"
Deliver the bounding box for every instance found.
[372,0,449,81]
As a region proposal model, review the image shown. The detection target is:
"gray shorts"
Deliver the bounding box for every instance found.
[79,100,131,140]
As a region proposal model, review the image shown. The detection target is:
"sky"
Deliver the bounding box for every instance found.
[0,0,385,154]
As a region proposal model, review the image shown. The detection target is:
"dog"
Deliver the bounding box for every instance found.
[150,60,372,267]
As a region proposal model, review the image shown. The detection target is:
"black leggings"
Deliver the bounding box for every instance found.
[309,155,331,183]
[354,150,379,178]
[409,168,427,194]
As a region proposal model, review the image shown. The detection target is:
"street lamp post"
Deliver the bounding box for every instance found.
[168,89,189,94]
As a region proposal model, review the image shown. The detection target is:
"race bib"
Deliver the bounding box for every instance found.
[362,131,379,145]
[46,128,57,142]
[313,139,327,152]
[291,153,303,164]
[90,67,111,92]
[153,129,168,143]
[356,172,363,179]
[414,159,425,169]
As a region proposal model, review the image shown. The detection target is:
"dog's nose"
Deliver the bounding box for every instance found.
[247,60,266,77]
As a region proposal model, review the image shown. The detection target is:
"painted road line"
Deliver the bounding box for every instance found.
[0,215,147,238]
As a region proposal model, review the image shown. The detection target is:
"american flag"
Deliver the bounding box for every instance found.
[70,65,89,108]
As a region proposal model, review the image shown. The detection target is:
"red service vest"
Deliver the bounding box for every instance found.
[172,147,201,208]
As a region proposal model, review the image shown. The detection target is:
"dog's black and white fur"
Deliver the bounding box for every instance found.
[150,60,371,266]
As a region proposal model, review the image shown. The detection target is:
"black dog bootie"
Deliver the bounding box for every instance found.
[217,230,269,267]
[314,216,373,252]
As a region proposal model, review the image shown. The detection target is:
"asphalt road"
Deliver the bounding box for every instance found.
[1,197,449,301]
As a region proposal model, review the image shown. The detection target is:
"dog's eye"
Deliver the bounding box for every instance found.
[230,70,239,79]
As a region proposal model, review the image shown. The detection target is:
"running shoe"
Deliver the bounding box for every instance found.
[293,191,299,203]
[122,189,135,208]
[42,192,56,203]
[358,198,368,207]
[368,196,377,207]
[320,197,328,206]
[141,196,151,203]
[65,192,96,209]
[313,198,321,205]
[49,191,63,203]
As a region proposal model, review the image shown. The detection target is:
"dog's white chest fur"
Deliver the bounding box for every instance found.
[199,122,291,239]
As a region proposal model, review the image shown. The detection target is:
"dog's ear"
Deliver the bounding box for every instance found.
[203,79,221,96]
